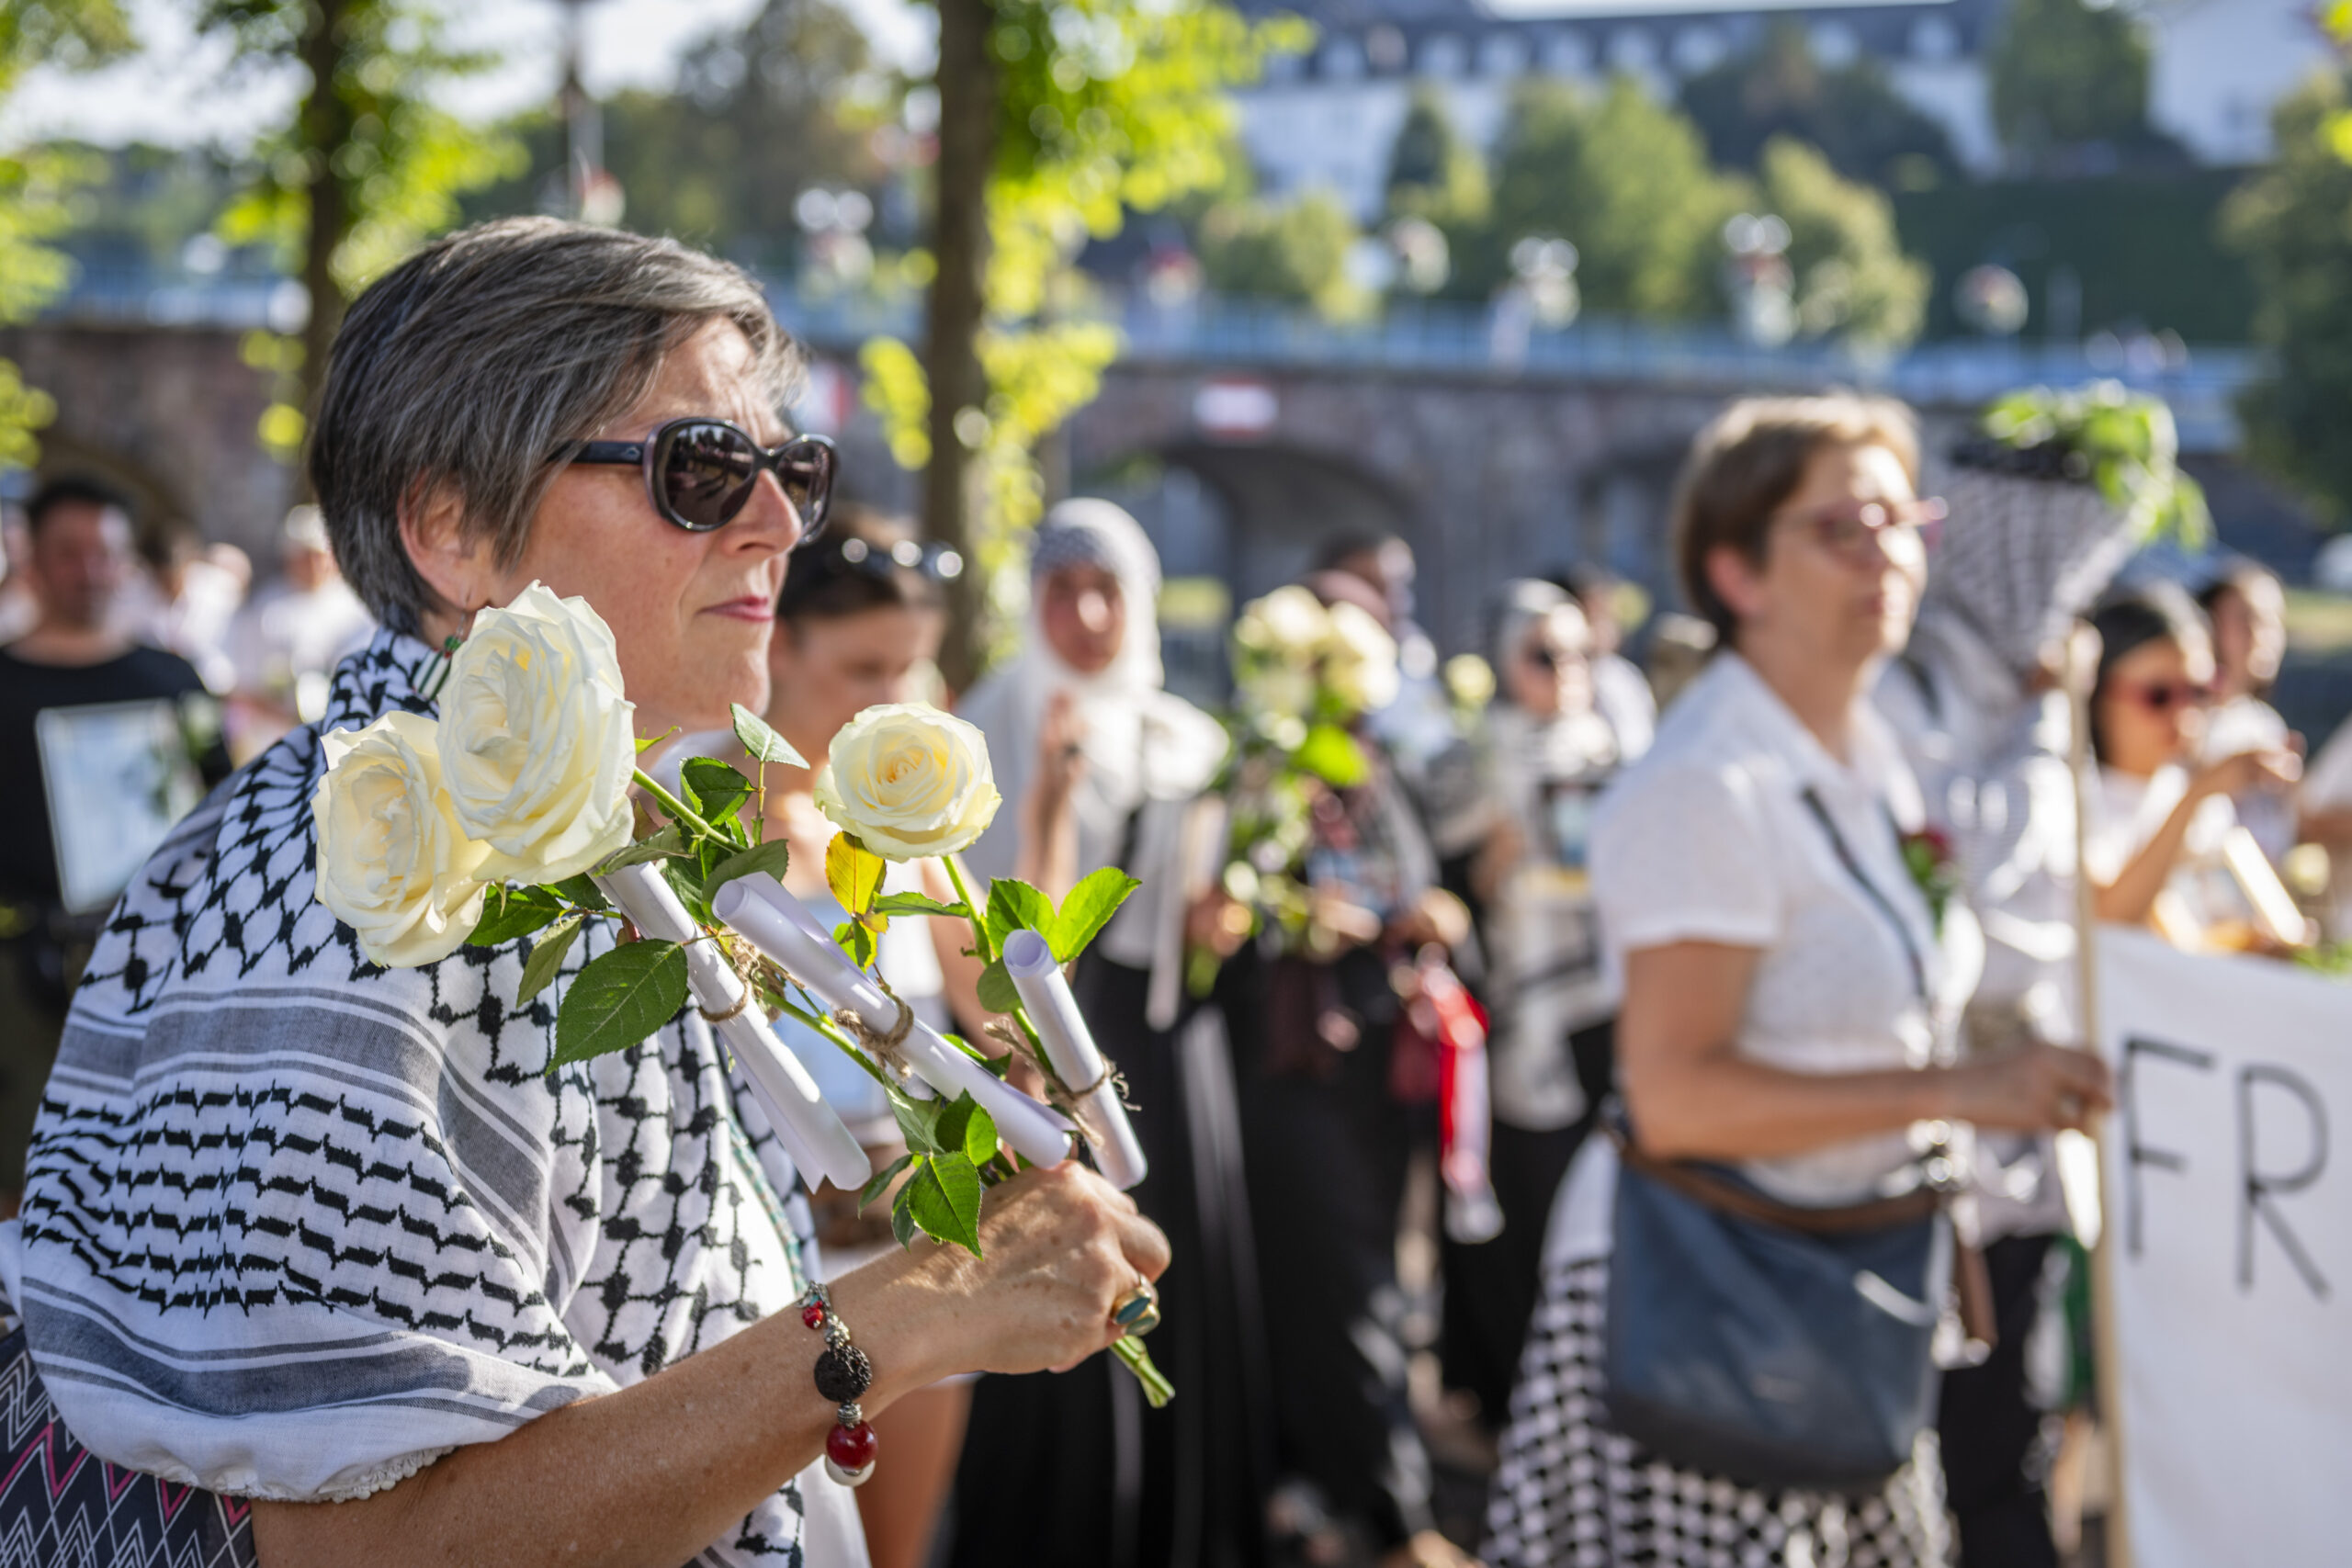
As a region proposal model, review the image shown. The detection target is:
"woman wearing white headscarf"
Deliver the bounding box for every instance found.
[957,499,1227,896]
[947,501,1272,1568]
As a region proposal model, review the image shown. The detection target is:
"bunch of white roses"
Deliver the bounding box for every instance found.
[311,583,1171,1403]
[1229,584,1401,731]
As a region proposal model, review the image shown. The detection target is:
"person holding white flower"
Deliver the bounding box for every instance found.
[6,218,1168,1568]
[1225,568,1476,1568]
[945,501,1273,1568]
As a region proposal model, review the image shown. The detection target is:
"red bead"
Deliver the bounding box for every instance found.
[826,1420,877,1471]
[801,1303,827,1331]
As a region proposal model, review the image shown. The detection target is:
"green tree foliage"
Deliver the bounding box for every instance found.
[1679,20,1957,188]
[863,0,1305,684]
[2224,73,2352,521]
[1383,88,1487,227]
[1988,0,2152,163]
[0,0,130,468]
[1473,76,1738,318]
[1748,137,1928,349]
[198,0,523,457]
[466,0,892,270]
[1197,188,1365,317]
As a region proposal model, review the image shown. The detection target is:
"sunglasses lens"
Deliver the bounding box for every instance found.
[778,440,836,540]
[661,422,761,529]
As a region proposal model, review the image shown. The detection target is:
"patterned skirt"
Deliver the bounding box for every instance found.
[1482,1254,1951,1568]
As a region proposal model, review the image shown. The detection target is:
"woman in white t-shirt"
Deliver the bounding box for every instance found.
[2084,582,2301,951]
[1484,396,2111,1568]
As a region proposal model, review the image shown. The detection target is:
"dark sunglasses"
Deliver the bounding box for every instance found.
[560,417,838,540]
[2117,679,2213,713]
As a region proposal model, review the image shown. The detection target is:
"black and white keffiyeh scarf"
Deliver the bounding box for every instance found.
[12,629,864,1565]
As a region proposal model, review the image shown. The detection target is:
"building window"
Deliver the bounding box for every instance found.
[1810,21,1860,69]
[1607,27,1657,73]
[1540,30,1591,75]
[1671,26,1725,75]
[1480,31,1530,78]
[1421,33,1467,77]
[1909,16,1958,62]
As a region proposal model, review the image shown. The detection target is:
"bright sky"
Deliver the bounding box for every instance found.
[0,0,934,150]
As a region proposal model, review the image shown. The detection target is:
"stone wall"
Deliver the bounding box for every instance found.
[2,323,288,562]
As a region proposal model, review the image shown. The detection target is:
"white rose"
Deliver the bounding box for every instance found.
[1238,586,1329,658]
[1444,652,1497,710]
[1320,600,1401,715]
[813,702,1004,861]
[439,582,638,885]
[313,712,492,968]
[1245,664,1317,719]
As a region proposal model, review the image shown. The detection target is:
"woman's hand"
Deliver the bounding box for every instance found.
[1940,1043,2114,1134]
[1185,887,1254,961]
[2196,746,2301,801]
[890,1162,1170,1378]
[1387,887,1471,953]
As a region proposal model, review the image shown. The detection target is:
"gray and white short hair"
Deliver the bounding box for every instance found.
[309,217,803,631]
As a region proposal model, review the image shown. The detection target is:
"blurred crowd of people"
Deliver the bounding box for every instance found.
[0,478,375,1201]
[735,395,2333,1568]
[3,380,2340,1568]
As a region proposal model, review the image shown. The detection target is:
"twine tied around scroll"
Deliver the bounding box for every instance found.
[982,1019,1136,1150]
[697,933,763,1027]
[834,990,918,1081]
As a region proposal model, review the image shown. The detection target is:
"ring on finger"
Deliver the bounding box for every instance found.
[1109,1276,1161,1337]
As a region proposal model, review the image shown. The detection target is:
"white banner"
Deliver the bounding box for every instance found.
[2097,928,2347,1566]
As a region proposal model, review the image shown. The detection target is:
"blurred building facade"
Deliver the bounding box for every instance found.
[1230,0,2335,220]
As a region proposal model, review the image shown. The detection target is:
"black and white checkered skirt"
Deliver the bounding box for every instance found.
[1482,1254,1951,1568]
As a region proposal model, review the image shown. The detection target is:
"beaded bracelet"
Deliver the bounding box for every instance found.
[797,1281,878,1486]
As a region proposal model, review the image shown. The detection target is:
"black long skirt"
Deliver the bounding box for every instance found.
[946,953,1275,1568]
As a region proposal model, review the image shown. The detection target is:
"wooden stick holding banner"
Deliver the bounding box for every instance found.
[2067,630,2135,1568]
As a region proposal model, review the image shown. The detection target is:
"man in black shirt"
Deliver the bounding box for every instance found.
[0,477,223,1201]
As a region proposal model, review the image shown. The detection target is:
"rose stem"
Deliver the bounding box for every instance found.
[633,768,720,842]
[941,853,993,963]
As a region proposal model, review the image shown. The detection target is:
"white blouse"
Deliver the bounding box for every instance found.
[1587,653,1979,1207]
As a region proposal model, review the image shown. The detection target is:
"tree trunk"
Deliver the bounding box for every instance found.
[297,0,356,437]
[922,0,999,694]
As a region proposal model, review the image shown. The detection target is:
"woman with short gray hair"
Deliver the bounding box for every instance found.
[6,218,1168,1568]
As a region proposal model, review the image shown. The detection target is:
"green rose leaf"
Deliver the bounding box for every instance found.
[469,884,566,946]
[1051,867,1143,963]
[834,917,876,969]
[514,914,584,1005]
[705,838,792,901]
[902,1151,985,1254]
[977,958,1020,1016]
[662,857,716,929]
[553,874,612,912]
[933,1093,1000,1168]
[1295,723,1370,788]
[873,891,968,919]
[601,824,687,872]
[890,1178,921,1248]
[985,877,1056,952]
[856,1152,913,1210]
[682,758,754,828]
[551,939,688,1068]
[890,1085,944,1156]
[732,703,810,768]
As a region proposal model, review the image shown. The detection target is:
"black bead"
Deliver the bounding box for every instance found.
[814,1343,874,1404]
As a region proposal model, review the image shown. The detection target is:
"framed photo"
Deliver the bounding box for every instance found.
[36,697,206,916]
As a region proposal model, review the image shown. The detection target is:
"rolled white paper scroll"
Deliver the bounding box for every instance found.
[594,864,872,1193]
[711,874,1077,1168]
[1000,930,1148,1190]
